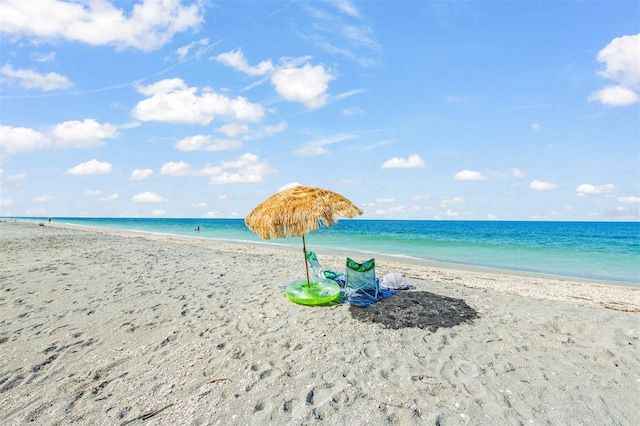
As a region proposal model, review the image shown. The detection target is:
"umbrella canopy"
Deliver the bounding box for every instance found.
[245,185,363,239]
[245,185,363,287]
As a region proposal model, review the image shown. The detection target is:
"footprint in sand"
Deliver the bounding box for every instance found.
[452,359,486,398]
[362,342,381,359]
[305,384,340,407]
[441,356,487,398]
[251,401,275,425]
[157,331,178,349]
[282,399,294,413]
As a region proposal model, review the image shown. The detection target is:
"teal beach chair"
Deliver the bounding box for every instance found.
[305,251,345,284]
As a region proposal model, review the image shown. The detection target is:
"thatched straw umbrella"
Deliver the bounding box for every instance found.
[245,185,363,287]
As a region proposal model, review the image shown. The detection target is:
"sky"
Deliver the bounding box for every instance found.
[0,0,639,221]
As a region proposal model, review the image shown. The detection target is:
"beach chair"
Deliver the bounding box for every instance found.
[305,251,345,284]
[345,257,379,303]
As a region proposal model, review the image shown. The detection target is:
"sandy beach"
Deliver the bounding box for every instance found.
[1,221,639,425]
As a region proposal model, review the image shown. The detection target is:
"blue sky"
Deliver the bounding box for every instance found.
[1,0,638,221]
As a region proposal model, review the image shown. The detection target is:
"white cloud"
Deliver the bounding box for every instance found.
[434,209,460,219]
[596,33,640,88]
[244,121,288,140]
[512,168,526,178]
[132,192,166,203]
[136,78,184,96]
[589,33,640,106]
[152,209,166,216]
[217,123,250,138]
[441,197,465,207]
[30,52,56,62]
[160,161,196,176]
[174,37,210,62]
[131,169,153,181]
[175,135,242,152]
[33,194,54,202]
[381,154,425,169]
[159,154,275,184]
[294,133,356,156]
[51,119,118,148]
[209,153,276,184]
[116,121,141,130]
[0,0,204,51]
[132,78,264,124]
[588,85,639,106]
[278,182,302,192]
[214,48,274,76]
[529,180,559,191]
[0,198,13,208]
[1,120,119,154]
[192,202,208,207]
[214,49,336,109]
[85,190,102,196]
[98,193,118,201]
[489,168,527,179]
[212,121,287,142]
[0,64,73,91]
[333,89,365,103]
[376,198,396,204]
[343,106,364,115]
[618,196,640,203]
[0,125,51,154]
[576,183,615,196]
[5,173,27,182]
[66,159,112,175]
[301,2,380,67]
[271,63,334,109]
[332,0,361,18]
[294,145,328,157]
[531,123,541,131]
[454,169,487,181]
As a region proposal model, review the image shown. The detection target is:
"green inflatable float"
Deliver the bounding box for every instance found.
[285,279,341,306]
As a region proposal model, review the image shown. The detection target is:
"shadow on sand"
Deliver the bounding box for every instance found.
[349,291,479,330]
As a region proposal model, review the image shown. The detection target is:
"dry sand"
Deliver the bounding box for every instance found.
[1,221,639,425]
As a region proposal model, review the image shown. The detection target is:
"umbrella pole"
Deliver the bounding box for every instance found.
[302,234,311,288]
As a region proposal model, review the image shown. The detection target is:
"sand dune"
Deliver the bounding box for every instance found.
[1,221,638,424]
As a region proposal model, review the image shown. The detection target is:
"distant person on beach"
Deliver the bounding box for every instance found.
[48,217,52,223]
[195,225,200,232]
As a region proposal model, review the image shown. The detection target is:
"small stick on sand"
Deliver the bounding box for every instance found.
[121,403,174,425]
[368,396,418,413]
[207,378,232,384]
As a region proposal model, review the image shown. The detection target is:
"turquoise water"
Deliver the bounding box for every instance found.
[15,217,640,284]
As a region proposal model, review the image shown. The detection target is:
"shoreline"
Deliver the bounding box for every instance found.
[10,218,640,288]
[32,221,640,311]
[1,220,639,424]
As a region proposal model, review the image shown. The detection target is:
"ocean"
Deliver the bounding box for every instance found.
[15,217,640,285]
